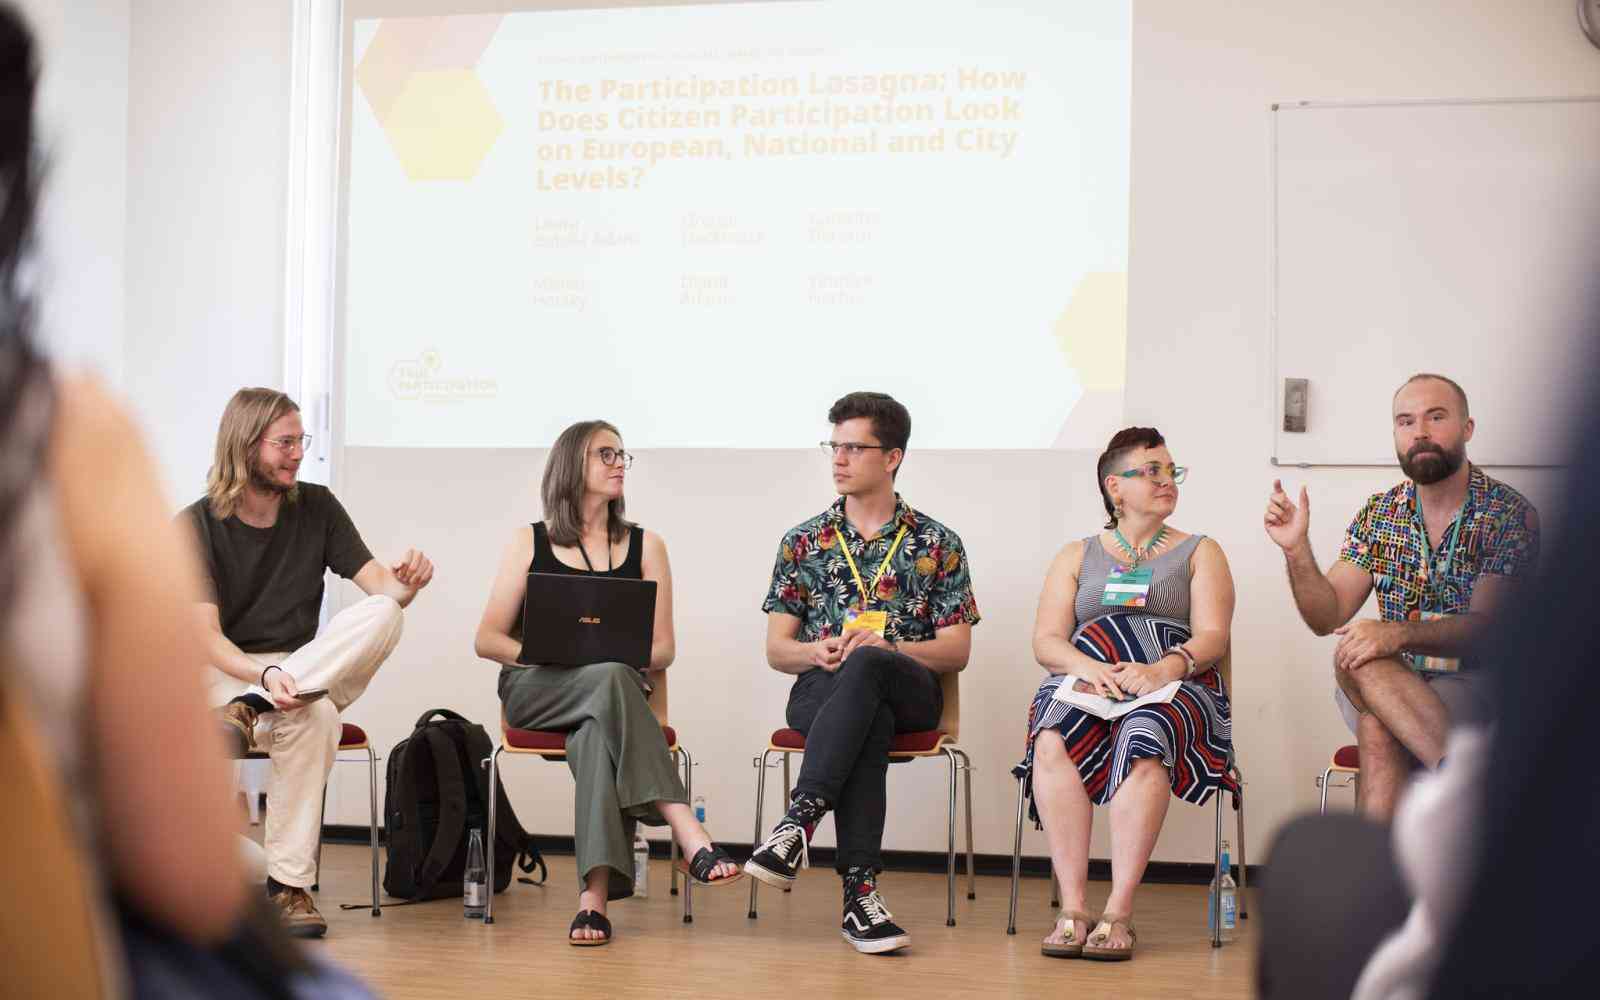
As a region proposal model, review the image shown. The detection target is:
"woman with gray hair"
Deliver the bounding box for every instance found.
[474,419,740,946]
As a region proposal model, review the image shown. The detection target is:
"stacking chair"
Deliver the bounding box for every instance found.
[1006,652,1248,948]
[1317,744,1361,812]
[246,722,382,917]
[746,669,975,926]
[483,671,693,925]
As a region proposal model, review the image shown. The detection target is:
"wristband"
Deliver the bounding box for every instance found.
[1168,645,1197,679]
[260,665,283,689]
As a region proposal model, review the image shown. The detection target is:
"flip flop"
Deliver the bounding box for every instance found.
[675,845,745,887]
[1083,914,1137,961]
[1041,909,1094,958]
[568,909,612,947]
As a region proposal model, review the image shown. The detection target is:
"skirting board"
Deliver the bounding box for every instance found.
[321,826,1263,886]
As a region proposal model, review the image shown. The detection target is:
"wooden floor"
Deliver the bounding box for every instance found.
[305,844,1256,999]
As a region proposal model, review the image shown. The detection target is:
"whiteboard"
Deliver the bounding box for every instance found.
[1271,97,1600,467]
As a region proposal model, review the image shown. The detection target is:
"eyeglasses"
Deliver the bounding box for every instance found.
[1116,462,1188,484]
[262,434,312,453]
[820,441,890,458]
[594,447,634,469]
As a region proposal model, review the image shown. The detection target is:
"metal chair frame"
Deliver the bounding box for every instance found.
[1317,746,1361,813]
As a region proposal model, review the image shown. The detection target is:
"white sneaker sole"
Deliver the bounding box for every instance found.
[842,930,910,954]
[744,859,797,889]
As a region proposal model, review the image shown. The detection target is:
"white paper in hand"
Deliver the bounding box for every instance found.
[1050,678,1182,720]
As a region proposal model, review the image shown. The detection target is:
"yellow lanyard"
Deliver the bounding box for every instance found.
[838,524,908,609]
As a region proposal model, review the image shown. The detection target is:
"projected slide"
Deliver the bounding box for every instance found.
[344,1,1129,449]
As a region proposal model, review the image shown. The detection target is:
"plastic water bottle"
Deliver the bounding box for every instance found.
[463,828,487,919]
[632,832,650,898]
[693,794,707,825]
[1207,839,1238,940]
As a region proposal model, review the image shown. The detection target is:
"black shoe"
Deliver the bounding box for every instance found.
[744,823,808,888]
[841,878,911,954]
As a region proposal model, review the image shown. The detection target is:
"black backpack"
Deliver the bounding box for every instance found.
[382,708,546,901]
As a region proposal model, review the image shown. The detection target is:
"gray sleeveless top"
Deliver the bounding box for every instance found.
[1074,534,1205,627]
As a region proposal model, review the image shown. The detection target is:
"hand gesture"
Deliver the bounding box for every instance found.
[1111,661,1167,698]
[1264,479,1311,551]
[841,628,892,661]
[1333,619,1401,672]
[393,548,434,591]
[265,668,306,711]
[810,636,845,672]
[1073,660,1127,701]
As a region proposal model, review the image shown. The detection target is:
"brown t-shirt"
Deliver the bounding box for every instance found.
[183,484,374,653]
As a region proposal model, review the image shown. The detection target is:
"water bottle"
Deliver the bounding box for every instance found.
[632,831,650,898]
[693,794,707,825]
[463,828,487,919]
[1207,839,1238,940]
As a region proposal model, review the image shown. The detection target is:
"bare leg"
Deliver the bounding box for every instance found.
[1030,733,1093,946]
[573,867,609,941]
[657,801,738,880]
[1339,656,1449,766]
[1352,712,1413,821]
[1101,757,1172,946]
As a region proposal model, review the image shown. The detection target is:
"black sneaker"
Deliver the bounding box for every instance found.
[744,823,808,888]
[841,879,911,954]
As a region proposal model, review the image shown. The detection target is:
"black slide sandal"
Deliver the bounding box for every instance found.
[675,845,745,887]
[568,910,612,947]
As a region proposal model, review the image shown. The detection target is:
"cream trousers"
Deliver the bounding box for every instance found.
[210,594,403,887]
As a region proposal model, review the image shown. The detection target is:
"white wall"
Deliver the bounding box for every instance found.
[122,0,293,503]
[20,0,129,380]
[325,2,1597,872]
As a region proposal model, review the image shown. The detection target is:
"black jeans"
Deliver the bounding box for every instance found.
[785,645,943,874]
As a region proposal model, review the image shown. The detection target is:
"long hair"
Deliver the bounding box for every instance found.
[541,419,629,547]
[0,4,48,611]
[1095,426,1166,529]
[205,388,300,519]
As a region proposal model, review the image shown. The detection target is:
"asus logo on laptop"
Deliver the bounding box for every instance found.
[578,616,602,625]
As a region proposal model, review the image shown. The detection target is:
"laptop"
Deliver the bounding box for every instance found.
[518,573,657,672]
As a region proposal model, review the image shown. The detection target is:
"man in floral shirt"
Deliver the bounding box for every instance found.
[745,391,979,955]
[1264,374,1539,819]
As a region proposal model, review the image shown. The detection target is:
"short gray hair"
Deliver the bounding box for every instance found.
[1396,373,1470,419]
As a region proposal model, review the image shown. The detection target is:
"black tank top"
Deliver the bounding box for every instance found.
[530,521,644,579]
[510,521,645,643]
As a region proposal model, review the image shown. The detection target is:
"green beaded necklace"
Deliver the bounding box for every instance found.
[1112,524,1168,566]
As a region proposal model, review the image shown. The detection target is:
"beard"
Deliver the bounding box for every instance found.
[1398,440,1465,485]
[248,452,296,495]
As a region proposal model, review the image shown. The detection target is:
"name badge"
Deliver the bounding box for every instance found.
[1404,610,1461,674]
[843,608,888,637]
[1102,565,1154,608]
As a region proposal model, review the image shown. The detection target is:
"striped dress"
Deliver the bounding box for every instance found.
[1014,535,1238,815]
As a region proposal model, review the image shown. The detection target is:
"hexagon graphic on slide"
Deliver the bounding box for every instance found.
[1051,271,1129,449]
[356,14,505,181]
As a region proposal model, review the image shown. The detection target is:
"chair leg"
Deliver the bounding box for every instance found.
[958,749,976,901]
[1211,782,1223,948]
[748,749,770,919]
[1319,766,1335,814]
[680,746,694,924]
[1050,861,1059,909]
[313,787,327,892]
[1007,774,1025,935]
[670,749,681,900]
[367,746,381,917]
[483,747,502,925]
[944,747,957,927]
[1234,769,1248,920]
[780,753,792,893]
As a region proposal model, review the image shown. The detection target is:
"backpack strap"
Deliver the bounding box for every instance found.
[415,708,468,728]
[412,726,468,896]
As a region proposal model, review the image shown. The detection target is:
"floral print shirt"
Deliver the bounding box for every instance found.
[1339,464,1540,623]
[762,494,981,643]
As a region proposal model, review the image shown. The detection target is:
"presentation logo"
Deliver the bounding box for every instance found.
[356,15,505,180]
[389,350,498,403]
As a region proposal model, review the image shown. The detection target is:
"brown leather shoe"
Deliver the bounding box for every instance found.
[272,886,327,938]
[220,701,259,756]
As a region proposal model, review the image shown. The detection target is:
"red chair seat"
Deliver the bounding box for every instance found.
[339,723,367,749]
[769,727,946,754]
[505,725,677,752]
[1333,744,1360,769]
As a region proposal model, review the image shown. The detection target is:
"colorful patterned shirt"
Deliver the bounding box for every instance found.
[1338,465,1540,625]
[762,494,981,643]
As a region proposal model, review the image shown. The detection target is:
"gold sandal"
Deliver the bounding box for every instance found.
[1083,913,1137,961]
[1041,909,1094,958]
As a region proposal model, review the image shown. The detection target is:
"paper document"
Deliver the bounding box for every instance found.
[1050,678,1181,720]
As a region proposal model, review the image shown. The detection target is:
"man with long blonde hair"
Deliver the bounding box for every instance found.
[183,387,434,937]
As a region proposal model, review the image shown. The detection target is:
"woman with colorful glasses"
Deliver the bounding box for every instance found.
[1014,426,1237,962]
[474,420,741,946]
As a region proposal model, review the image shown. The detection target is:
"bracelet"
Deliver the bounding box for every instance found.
[1168,645,1197,679]
[260,665,282,689]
